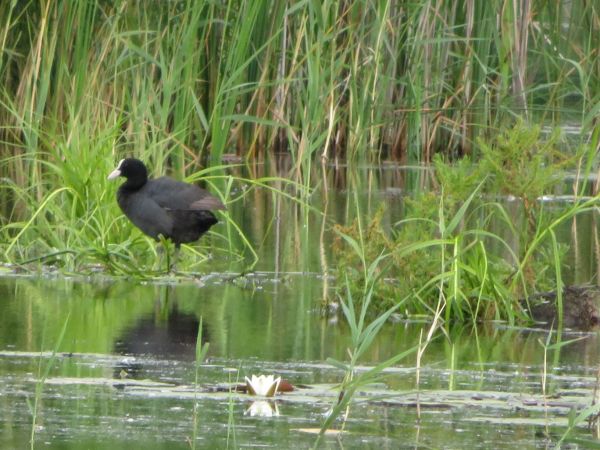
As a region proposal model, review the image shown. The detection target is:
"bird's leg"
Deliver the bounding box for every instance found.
[170,243,181,274]
[165,244,171,273]
[154,243,165,272]
[155,235,173,274]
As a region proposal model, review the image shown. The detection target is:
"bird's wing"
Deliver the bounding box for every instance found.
[120,191,174,239]
[145,177,226,211]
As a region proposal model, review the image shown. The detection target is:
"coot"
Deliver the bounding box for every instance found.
[108,158,225,247]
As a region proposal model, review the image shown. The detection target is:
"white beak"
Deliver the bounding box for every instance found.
[107,168,121,180]
[108,159,125,180]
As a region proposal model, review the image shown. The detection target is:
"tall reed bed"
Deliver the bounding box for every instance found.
[0,1,597,170]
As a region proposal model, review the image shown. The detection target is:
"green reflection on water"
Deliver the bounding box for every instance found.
[1,276,600,448]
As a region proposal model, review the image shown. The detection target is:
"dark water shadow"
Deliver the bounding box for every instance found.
[113,286,209,379]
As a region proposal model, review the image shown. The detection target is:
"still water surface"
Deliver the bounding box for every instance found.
[2,274,600,449]
[2,167,600,448]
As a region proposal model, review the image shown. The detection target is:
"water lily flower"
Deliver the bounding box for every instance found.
[244,374,281,397]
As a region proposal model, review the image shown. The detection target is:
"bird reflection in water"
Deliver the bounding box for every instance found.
[113,286,209,379]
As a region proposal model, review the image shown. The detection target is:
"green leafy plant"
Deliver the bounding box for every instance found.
[317,236,417,444]
[29,314,70,450]
[332,121,591,324]
[191,317,210,450]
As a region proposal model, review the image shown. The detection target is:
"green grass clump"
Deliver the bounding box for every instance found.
[478,122,582,232]
[333,122,593,324]
[0,139,307,274]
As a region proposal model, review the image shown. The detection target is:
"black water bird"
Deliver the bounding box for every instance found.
[108,158,225,251]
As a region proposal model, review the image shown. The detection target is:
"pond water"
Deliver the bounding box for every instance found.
[2,275,600,449]
[2,167,600,448]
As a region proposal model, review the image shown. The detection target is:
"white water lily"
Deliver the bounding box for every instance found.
[244,374,281,397]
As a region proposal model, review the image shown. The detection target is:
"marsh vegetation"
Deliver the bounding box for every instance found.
[1,0,600,448]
